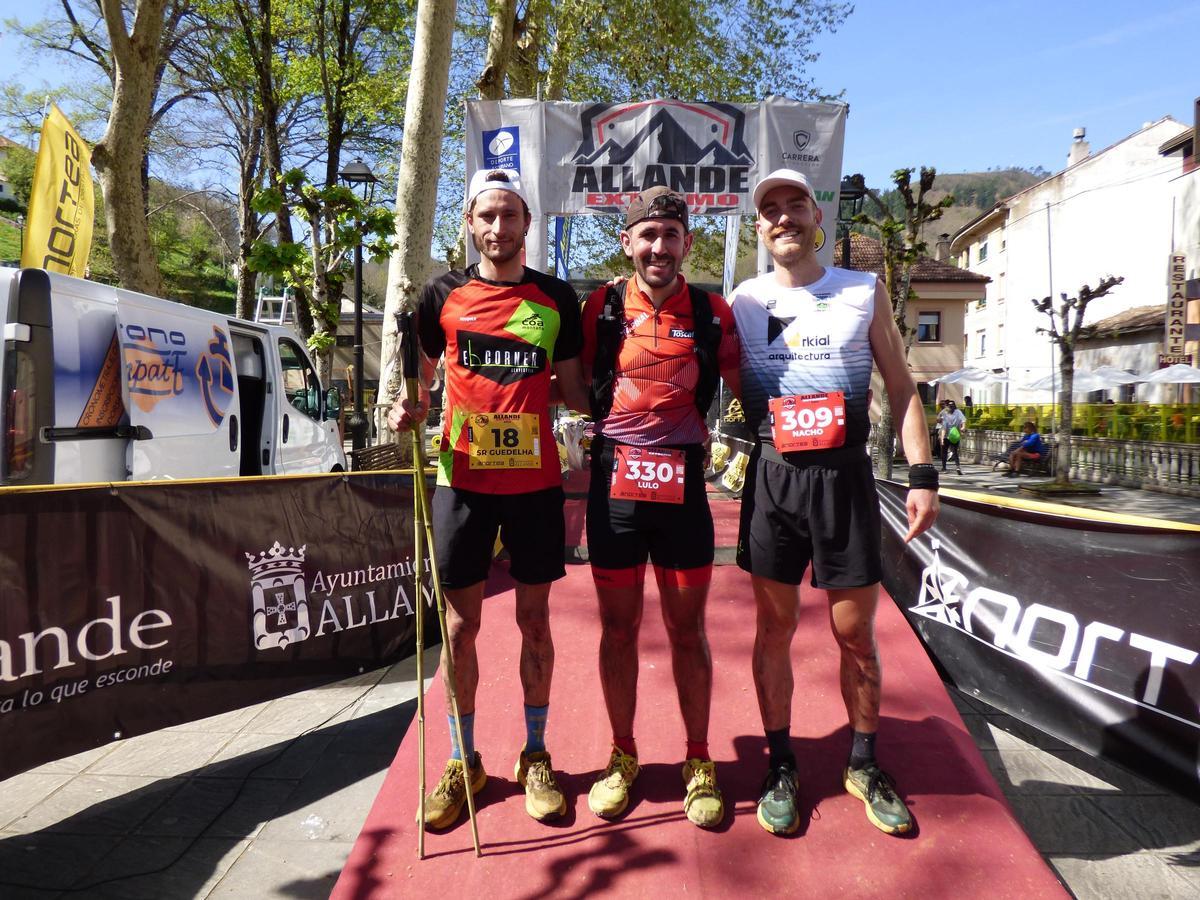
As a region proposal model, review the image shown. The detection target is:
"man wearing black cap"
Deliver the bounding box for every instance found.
[579,186,741,828]
[389,168,589,831]
[729,168,939,837]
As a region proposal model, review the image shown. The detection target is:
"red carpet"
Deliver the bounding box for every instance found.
[334,531,1064,898]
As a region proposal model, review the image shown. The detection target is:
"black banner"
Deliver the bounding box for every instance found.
[878,482,1200,799]
[0,473,433,779]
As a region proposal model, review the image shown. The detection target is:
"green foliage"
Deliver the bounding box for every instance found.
[1,145,36,207]
[0,219,22,263]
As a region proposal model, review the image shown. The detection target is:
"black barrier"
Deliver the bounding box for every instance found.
[878,482,1200,800]
[0,473,433,780]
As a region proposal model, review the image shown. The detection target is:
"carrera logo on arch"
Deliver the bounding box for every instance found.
[569,100,755,215]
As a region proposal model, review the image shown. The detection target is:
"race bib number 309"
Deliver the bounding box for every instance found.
[610,445,685,504]
[769,392,846,452]
[467,412,541,469]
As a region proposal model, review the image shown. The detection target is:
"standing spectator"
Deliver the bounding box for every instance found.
[937,400,966,475]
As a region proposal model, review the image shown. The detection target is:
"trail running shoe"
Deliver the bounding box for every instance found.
[588,746,639,818]
[682,758,724,828]
[843,763,913,835]
[422,753,486,830]
[515,750,567,821]
[757,763,800,835]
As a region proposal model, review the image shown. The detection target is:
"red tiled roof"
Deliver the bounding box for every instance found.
[1079,304,1164,337]
[843,232,989,283]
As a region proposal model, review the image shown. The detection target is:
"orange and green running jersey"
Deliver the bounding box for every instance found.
[580,276,738,447]
[417,265,582,493]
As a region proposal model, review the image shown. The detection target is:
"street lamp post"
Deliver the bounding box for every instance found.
[338,158,379,458]
[837,174,866,268]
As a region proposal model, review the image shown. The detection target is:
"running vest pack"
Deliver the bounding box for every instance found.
[588,283,722,424]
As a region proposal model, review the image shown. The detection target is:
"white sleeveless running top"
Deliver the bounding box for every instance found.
[729,266,877,446]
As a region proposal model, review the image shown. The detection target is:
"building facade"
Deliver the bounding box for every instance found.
[951,117,1191,404]
[843,232,988,410]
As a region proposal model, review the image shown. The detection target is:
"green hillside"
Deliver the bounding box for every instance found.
[0,218,21,265]
[863,167,1047,248]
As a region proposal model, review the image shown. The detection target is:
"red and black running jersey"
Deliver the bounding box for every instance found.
[580,276,738,447]
[418,265,582,493]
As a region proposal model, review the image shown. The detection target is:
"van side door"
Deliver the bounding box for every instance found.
[116,294,239,480]
[274,336,329,473]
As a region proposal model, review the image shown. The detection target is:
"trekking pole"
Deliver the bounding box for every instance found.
[400,313,482,859]
[411,431,427,859]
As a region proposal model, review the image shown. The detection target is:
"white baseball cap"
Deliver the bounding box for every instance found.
[466,168,529,210]
[752,168,815,211]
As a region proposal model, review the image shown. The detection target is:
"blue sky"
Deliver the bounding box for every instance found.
[808,0,1197,187]
[2,0,1195,191]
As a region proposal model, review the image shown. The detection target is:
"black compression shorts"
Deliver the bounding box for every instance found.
[431,485,566,588]
[586,438,713,572]
[736,442,882,589]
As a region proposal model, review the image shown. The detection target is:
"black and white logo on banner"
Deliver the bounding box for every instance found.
[247,541,313,650]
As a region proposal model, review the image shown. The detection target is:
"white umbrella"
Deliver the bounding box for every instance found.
[1021,370,1122,394]
[933,367,1007,385]
[1089,365,1144,384]
[1142,363,1200,403]
[1141,364,1200,384]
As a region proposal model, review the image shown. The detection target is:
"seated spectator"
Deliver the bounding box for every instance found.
[1005,421,1047,476]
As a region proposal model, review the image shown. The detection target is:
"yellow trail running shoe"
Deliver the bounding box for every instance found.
[682,758,724,828]
[422,753,486,830]
[588,746,639,819]
[843,764,913,835]
[515,750,567,821]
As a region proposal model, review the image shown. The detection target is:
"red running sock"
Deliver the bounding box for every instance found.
[686,740,710,761]
[613,735,637,757]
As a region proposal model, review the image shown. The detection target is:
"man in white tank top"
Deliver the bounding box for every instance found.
[728,168,940,837]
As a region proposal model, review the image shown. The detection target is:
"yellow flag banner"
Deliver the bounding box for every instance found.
[21,104,94,277]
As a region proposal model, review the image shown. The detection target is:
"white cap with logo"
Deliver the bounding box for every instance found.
[466,168,529,210]
[752,168,815,211]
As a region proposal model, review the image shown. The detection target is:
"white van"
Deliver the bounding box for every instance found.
[1,267,346,485]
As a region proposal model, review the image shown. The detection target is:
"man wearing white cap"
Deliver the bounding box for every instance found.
[728,168,939,837]
[389,168,589,831]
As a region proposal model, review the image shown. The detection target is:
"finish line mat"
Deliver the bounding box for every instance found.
[334,564,1065,899]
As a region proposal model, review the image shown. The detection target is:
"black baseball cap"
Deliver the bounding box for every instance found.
[624,186,689,231]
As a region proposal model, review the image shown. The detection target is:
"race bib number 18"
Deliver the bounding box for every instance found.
[466,412,541,469]
[769,392,846,452]
[610,445,685,504]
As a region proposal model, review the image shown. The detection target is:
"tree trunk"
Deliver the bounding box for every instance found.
[1056,357,1074,485]
[380,0,457,466]
[875,391,895,480]
[476,0,518,99]
[93,0,168,296]
[234,111,263,319]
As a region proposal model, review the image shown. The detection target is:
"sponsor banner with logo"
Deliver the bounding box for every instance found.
[22,104,95,277]
[0,473,432,780]
[877,482,1200,799]
[465,98,847,265]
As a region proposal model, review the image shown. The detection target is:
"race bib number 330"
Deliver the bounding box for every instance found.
[769,392,846,452]
[610,445,685,503]
[467,412,541,469]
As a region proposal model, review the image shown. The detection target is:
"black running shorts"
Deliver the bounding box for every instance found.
[586,438,714,571]
[431,485,567,588]
[736,442,882,589]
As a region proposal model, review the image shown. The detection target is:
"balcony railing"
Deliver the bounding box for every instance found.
[963,430,1200,496]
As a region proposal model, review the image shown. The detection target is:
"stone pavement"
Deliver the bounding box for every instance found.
[2,466,1199,898]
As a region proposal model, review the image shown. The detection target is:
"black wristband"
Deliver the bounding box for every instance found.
[908,463,939,491]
